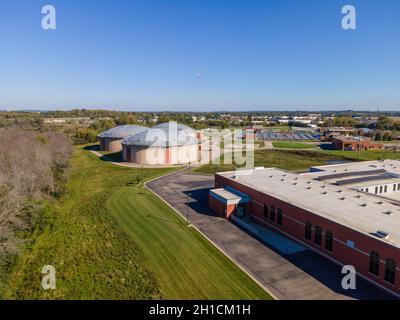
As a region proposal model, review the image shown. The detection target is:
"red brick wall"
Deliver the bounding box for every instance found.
[208,195,235,218]
[215,174,400,296]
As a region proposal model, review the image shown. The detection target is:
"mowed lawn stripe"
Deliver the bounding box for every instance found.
[108,186,271,300]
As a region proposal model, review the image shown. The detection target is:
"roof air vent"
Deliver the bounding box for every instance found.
[376,230,389,239]
[376,201,384,205]
[339,196,346,201]
[360,203,368,207]
[383,210,393,216]
[322,191,328,195]
[306,186,312,190]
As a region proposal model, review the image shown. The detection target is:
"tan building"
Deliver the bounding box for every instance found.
[121,123,200,165]
[98,125,148,152]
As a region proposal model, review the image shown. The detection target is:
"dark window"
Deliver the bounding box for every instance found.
[380,186,383,193]
[263,204,269,218]
[315,226,322,245]
[325,231,333,252]
[369,251,380,276]
[270,206,275,221]
[375,187,378,194]
[277,209,283,225]
[385,259,396,284]
[398,183,400,190]
[394,184,396,192]
[384,185,388,193]
[305,222,312,240]
[365,188,369,193]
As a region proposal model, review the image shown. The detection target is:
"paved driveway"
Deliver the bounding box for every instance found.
[147,169,395,300]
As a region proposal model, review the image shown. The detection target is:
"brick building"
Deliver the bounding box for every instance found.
[209,161,400,297]
[332,136,384,151]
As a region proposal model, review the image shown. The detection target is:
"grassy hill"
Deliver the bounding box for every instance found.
[2,146,270,300]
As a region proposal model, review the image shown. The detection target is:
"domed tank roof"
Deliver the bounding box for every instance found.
[98,125,148,139]
[153,122,196,133]
[122,123,198,147]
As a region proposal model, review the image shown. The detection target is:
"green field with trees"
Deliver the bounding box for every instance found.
[2,146,270,300]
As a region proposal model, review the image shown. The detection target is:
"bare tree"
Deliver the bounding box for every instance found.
[0,129,72,255]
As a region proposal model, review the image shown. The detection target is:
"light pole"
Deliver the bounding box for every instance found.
[186,192,191,226]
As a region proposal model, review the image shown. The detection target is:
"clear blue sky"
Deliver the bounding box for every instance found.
[1,0,399,111]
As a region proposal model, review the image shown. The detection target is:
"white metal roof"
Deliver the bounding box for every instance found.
[98,125,148,139]
[217,160,400,248]
[122,122,198,147]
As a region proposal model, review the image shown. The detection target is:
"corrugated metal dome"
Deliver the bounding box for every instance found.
[122,123,198,147]
[153,122,196,133]
[98,125,148,139]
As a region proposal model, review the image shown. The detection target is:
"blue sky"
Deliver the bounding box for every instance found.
[0,0,399,111]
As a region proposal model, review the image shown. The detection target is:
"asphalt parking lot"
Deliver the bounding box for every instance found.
[147,169,395,300]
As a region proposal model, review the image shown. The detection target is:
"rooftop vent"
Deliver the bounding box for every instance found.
[355,195,362,198]
[339,196,346,200]
[269,175,273,178]
[307,181,312,184]
[360,203,368,207]
[383,210,393,216]
[293,182,298,185]
[337,190,343,193]
[376,230,389,239]
[376,201,384,205]
[280,179,285,182]
[306,186,312,190]
[322,191,328,195]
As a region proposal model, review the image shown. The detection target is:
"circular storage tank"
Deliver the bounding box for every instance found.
[98,125,148,152]
[122,123,200,165]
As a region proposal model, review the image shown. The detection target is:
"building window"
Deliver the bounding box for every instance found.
[277,209,283,225]
[325,231,333,252]
[380,186,383,193]
[270,206,275,221]
[385,259,396,284]
[375,187,378,194]
[398,183,400,190]
[394,184,397,192]
[305,222,312,240]
[369,251,380,276]
[384,185,388,193]
[365,188,369,193]
[263,204,269,218]
[315,226,322,245]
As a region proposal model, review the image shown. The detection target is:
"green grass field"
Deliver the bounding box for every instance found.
[272,141,316,149]
[194,149,352,174]
[2,146,270,300]
[318,149,400,161]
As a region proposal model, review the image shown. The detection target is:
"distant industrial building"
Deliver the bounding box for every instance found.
[332,136,384,151]
[209,160,400,297]
[98,125,148,152]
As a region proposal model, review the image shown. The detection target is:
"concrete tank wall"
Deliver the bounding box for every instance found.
[99,137,123,152]
[122,144,199,165]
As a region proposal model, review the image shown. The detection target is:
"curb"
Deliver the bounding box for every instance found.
[144,170,279,300]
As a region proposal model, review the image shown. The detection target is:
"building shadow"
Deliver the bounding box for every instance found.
[182,188,218,217]
[182,184,396,300]
[83,144,99,151]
